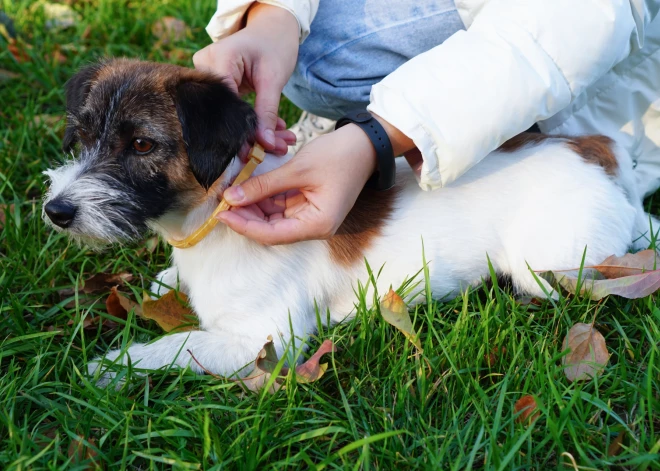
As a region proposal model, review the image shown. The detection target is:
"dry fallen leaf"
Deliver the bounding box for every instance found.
[562,323,609,382]
[47,47,67,65]
[593,250,659,278]
[237,337,336,393]
[295,339,336,383]
[484,346,507,367]
[165,48,191,62]
[0,203,15,230]
[105,286,140,319]
[59,272,133,298]
[67,312,120,332]
[0,69,20,82]
[542,268,660,300]
[239,335,283,393]
[67,434,99,469]
[8,41,30,63]
[152,17,189,44]
[84,272,133,293]
[607,431,626,457]
[380,289,422,351]
[141,290,198,332]
[540,251,660,300]
[513,395,540,424]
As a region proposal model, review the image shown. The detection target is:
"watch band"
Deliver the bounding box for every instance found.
[335,110,395,191]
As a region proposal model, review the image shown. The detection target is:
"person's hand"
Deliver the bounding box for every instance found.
[193,3,299,154]
[237,117,296,162]
[216,124,378,244]
[216,114,416,245]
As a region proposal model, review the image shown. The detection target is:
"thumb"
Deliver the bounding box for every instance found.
[223,162,300,207]
[253,79,283,150]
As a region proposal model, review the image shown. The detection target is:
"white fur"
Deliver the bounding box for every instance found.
[43,147,142,245]
[46,140,658,385]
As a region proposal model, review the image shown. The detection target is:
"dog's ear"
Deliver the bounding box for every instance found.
[62,63,101,152]
[174,77,257,190]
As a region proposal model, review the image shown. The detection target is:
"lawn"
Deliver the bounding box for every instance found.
[1,1,659,469]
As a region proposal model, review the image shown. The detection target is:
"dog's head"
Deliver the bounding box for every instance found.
[43,58,256,244]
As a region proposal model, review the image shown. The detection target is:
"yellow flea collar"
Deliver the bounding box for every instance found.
[167,144,266,249]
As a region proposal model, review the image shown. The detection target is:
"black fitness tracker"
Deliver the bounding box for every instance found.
[335,110,396,191]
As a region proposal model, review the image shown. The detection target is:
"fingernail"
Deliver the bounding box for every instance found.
[264,129,275,146]
[224,186,245,204]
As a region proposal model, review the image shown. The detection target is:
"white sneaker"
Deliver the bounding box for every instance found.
[289,111,336,153]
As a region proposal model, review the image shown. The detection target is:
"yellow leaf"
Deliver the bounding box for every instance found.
[380,289,422,351]
[141,290,198,333]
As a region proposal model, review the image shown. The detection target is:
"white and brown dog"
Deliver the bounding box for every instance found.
[43,59,657,385]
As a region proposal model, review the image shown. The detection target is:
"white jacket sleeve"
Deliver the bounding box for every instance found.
[206,0,319,43]
[368,0,641,190]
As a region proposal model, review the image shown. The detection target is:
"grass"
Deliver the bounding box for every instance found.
[1,0,659,469]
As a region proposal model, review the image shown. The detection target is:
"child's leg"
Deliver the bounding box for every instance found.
[283,0,465,119]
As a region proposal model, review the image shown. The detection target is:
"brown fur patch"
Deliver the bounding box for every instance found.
[498,132,553,152]
[566,135,618,176]
[328,187,399,266]
[499,132,618,176]
[96,61,208,207]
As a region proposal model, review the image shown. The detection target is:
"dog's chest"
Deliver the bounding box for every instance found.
[171,231,352,329]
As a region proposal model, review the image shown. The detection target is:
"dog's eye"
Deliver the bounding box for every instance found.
[132,138,155,155]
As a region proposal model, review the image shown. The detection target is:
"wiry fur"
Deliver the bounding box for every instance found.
[43,147,143,246]
[43,60,659,388]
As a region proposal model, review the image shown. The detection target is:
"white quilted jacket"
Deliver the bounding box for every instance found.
[207,0,660,198]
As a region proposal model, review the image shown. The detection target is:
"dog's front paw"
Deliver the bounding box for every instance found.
[87,349,125,388]
[150,267,180,298]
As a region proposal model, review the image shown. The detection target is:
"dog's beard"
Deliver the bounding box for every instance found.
[43,158,145,248]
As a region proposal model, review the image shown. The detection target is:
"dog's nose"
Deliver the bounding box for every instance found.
[44,200,77,228]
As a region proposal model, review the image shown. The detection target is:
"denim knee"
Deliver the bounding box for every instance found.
[283,0,464,119]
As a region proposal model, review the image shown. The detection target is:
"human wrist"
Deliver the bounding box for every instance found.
[339,124,378,178]
[371,112,415,156]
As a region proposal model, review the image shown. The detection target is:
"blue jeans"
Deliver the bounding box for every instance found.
[283,0,465,120]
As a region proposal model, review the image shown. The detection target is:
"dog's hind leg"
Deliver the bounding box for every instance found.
[88,330,267,388]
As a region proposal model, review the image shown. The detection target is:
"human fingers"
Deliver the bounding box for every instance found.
[253,75,284,150]
[229,204,266,222]
[216,210,318,245]
[221,160,304,207]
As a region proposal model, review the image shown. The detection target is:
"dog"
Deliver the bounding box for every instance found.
[43,59,657,385]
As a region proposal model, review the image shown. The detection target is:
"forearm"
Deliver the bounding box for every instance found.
[368,0,639,189]
[245,2,298,31]
[372,113,415,157]
[206,0,320,43]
